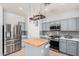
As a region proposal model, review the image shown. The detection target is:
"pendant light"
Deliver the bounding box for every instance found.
[29,4,46,21]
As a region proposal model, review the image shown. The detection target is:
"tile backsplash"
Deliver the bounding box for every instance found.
[60,31,79,38]
[41,31,79,38]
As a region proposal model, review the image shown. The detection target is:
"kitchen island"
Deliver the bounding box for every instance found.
[24,38,49,56]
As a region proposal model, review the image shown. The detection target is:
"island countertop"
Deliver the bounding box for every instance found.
[24,38,49,47]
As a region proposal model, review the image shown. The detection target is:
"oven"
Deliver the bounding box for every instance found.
[50,40,59,50]
[49,36,60,50]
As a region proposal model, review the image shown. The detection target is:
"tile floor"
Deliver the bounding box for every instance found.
[8,48,67,56]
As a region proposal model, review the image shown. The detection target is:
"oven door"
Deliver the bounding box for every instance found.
[50,40,59,50]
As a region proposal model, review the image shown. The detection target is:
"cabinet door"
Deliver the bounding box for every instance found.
[76,17,79,31]
[39,21,43,31]
[61,20,68,31]
[42,23,46,31]
[66,40,77,56]
[68,19,76,31]
[61,18,77,31]
[77,42,79,56]
[59,39,66,53]
[45,22,50,31]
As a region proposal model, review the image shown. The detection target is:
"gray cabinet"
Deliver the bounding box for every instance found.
[45,22,50,31]
[77,42,79,56]
[59,39,66,53]
[42,22,50,31]
[61,18,77,31]
[76,17,79,31]
[61,20,68,31]
[68,18,76,31]
[66,40,77,56]
[25,43,50,56]
[42,23,46,31]
[59,39,77,56]
[42,17,78,31]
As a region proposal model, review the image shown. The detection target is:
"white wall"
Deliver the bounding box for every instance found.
[4,12,26,33]
[0,6,3,56]
[27,19,40,38]
[27,4,42,38]
[4,12,26,25]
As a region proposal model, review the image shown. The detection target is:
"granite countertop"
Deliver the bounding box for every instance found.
[24,38,49,47]
[60,37,79,42]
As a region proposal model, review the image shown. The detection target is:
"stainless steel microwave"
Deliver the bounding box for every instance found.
[50,25,61,31]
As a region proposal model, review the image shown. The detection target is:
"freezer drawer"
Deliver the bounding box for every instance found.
[4,45,13,55]
[14,43,21,51]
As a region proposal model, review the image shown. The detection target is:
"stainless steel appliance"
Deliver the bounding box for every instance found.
[13,25,22,52]
[49,35,60,50]
[3,24,22,56]
[49,24,61,50]
[3,24,13,55]
[18,22,27,39]
[50,24,61,31]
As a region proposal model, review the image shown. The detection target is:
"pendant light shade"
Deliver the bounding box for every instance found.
[29,4,46,21]
[29,14,46,21]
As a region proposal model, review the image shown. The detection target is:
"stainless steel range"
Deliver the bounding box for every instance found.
[49,35,60,50]
[50,35,60,50]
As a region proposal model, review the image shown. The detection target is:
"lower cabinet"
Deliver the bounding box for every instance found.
[77,42,79,56]
[66,40,77,56]
[59,39,77,56]
[59,39,66,53]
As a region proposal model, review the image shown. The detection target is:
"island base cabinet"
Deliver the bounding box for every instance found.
[66,40,77,56]
[25,43,50,56]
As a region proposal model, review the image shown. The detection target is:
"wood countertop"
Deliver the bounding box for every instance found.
[24,38,49,47]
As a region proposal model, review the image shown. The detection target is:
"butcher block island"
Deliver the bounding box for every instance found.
[24,38,50,56]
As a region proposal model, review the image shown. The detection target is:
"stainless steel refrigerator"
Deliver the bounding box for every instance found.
[3,24,22,56]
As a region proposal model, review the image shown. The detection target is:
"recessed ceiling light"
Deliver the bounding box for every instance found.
[19,7,23,10]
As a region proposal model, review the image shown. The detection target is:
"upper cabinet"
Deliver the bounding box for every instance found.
[68,18,76,31]
[41,17,79,31]
[76,17,79,31]
[61,18,77,31]
[42,22,46,31]
[61,20,68,31]
[42,22,51,31]
[45,22,50,31]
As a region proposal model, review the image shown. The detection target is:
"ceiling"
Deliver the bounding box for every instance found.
[0,3,45,18]
[45,3,79,15]
[0,3,79,18]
